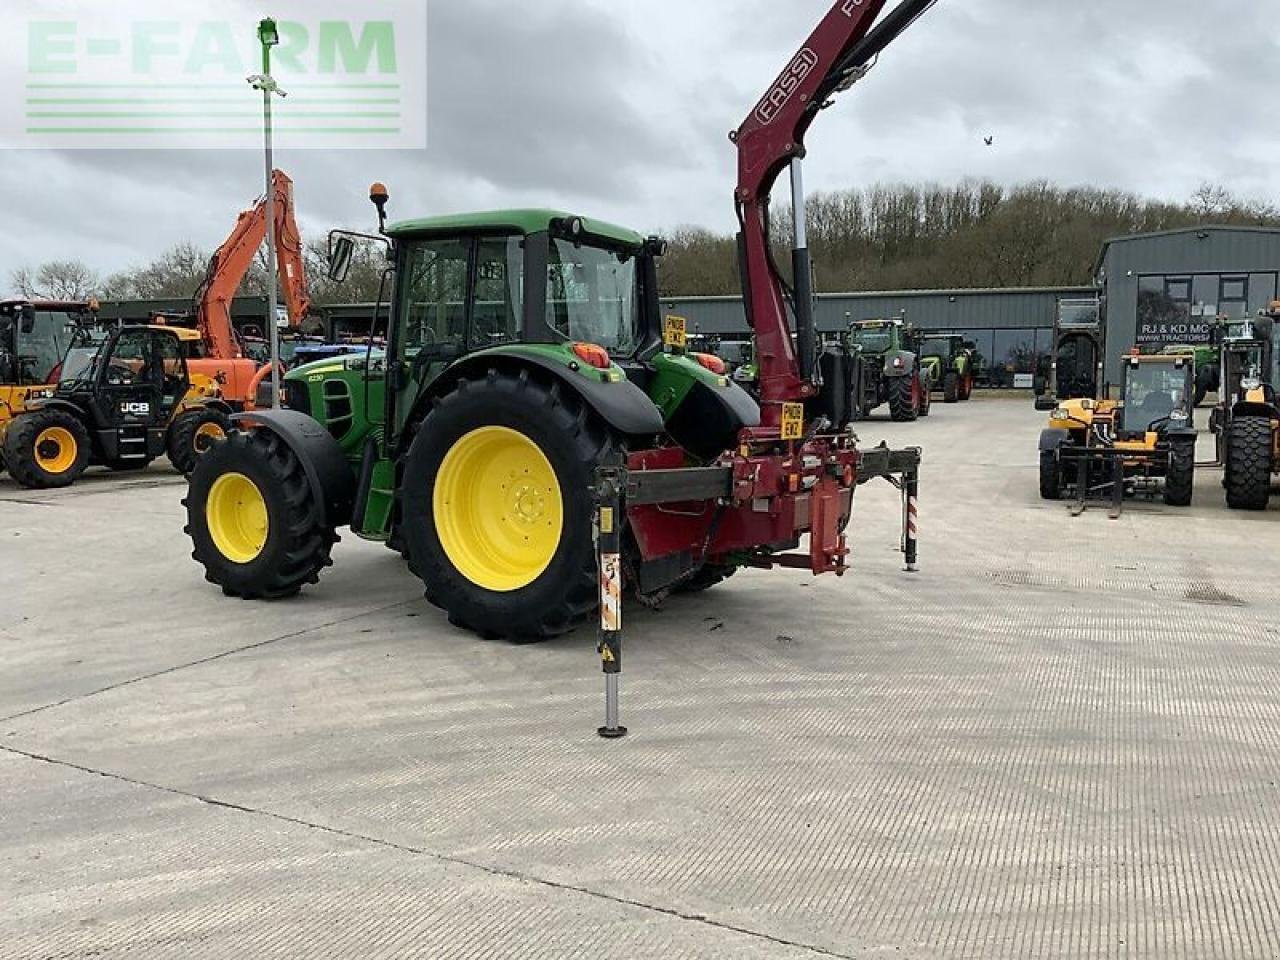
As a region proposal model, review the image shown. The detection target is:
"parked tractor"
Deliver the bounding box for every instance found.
[1214,307,1280,511]
[846,318,931,421]
[183,0,935,643]
[1039,354,1197,516]
[918,333,978,403]
[0,325,232,488]
[1035,296,1105,410]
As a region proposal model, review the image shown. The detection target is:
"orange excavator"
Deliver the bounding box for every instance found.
[187,169,311,409]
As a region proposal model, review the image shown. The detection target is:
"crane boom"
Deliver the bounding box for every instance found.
[194,169,311,360]
[732,0,938,425]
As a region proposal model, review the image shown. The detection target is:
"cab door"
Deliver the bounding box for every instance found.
[94,328,167,429]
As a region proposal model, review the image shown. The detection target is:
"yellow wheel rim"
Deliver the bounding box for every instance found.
[434,426,564,592]
[206,472,269,564]
[194,421,226,453]
[34,427,78,474]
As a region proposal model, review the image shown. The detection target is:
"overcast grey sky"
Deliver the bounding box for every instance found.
[3,0,1279,292]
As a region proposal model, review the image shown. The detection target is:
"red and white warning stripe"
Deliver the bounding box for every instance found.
[907,495,919,539]
[600,553,622,633]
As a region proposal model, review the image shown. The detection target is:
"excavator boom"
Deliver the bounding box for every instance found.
[195,169,311,360]
[733,0,938,421]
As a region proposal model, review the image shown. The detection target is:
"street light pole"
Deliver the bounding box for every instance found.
[250,18,285,408]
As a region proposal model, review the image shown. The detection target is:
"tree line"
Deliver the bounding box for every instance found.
[10,180,1279,306]
[657,180,1280,296]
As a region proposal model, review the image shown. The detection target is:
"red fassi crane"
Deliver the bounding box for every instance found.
[732,0,937,430]
[194,168,311,362]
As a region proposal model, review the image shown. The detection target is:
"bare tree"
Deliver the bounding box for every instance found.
[12,260,101,300]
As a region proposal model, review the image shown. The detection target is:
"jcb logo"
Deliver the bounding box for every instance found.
[120,402,150,416]
[754,48,819,126]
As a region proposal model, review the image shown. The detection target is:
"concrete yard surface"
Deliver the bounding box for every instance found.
[3,396,1280,958]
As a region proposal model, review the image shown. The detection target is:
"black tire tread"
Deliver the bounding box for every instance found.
[943,371,960,403]
[1225,416,1273,511]
[888,376,918,422]
[1163,438,1196,507]
[2,409,91,489]
[185,430,336,600]
[405,369,622,641]
[1039,449,1063,500]
[167,406,232,475]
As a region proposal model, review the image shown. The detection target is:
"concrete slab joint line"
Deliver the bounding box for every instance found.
[2,744,862,960]
[0,600,418,724]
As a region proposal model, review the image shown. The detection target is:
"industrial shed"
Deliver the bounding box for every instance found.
[1094,225,1280,383]
[662,286,1095,387]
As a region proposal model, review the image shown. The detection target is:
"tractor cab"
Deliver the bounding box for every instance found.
[55,325,194,433]
[1115,355,1195,440]
[0,299,97,387]
[1035,297,1104,410]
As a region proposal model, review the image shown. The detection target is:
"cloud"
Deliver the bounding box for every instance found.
[0,0,1277,293]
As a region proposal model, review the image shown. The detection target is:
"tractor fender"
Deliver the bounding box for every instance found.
[423,352,665,439]
[1039,428,1071,452]
[231,408,355,528]
[882,351,916,378]
[1166,427,1198,443]
[1231,401,1276,421]
[21,398,85,421]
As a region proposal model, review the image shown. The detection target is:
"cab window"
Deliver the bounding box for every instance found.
[400,239,470,357]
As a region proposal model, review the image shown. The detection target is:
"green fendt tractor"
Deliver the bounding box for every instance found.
[918,333,978,403]
[846,318,931,421]
[185,199,775,639]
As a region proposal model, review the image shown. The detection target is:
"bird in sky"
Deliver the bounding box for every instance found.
[984,136,994,147]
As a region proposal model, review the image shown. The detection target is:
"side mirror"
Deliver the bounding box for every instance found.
[1034,395,1057,412]
[20,304,36,335]
[328,236,356,283]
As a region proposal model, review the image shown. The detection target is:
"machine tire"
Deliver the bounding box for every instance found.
[402,368,621,642]
[674,564,739,594]
[1039,449,1063,500]
[918,375,932,417]
[888,376,918,422]
[943,371,960,403]
[960,374,975,401]
[1163,438,1196,507]
[167,407,233,475]
[185,429,337,599]
[2,409,91,489]
[1224,416,1273,511]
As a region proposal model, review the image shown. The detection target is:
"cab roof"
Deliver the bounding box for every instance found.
[386,209,645,248]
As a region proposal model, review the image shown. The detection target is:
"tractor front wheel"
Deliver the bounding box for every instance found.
[185,430,337,599]
[1225,416,1273,511]
[3,410,91,489]
[1039,449,1064,500]
[402,370,621,642]
[943,371,960,403]
[888,376,919,423]
[168,407,232,475]
[1163,438,1196,507]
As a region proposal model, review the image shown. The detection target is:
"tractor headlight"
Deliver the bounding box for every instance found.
[1052,408,1069,421]
[1242,376,1262,391]
[1170,408,1189,423]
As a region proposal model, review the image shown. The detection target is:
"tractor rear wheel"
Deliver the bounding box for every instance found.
[185,429,337,599]
[1163,438,1196,507]
[888,376,919,422]
[167,407,232,475]
[1225,416,1273,511]
[402,369,621,642]
[1039,449,1063,500]
[943,371,960,403]
[3,409,91,489]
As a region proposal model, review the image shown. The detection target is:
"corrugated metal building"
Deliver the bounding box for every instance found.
[1095,225,1280,383]
[662,286,1095,387]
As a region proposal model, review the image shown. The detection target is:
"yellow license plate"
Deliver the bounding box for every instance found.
[663,315,687,350]
[781,403,805,440]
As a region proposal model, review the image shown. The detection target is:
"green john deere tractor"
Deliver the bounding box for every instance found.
[918,333,978,403]
[185,199,767,640]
